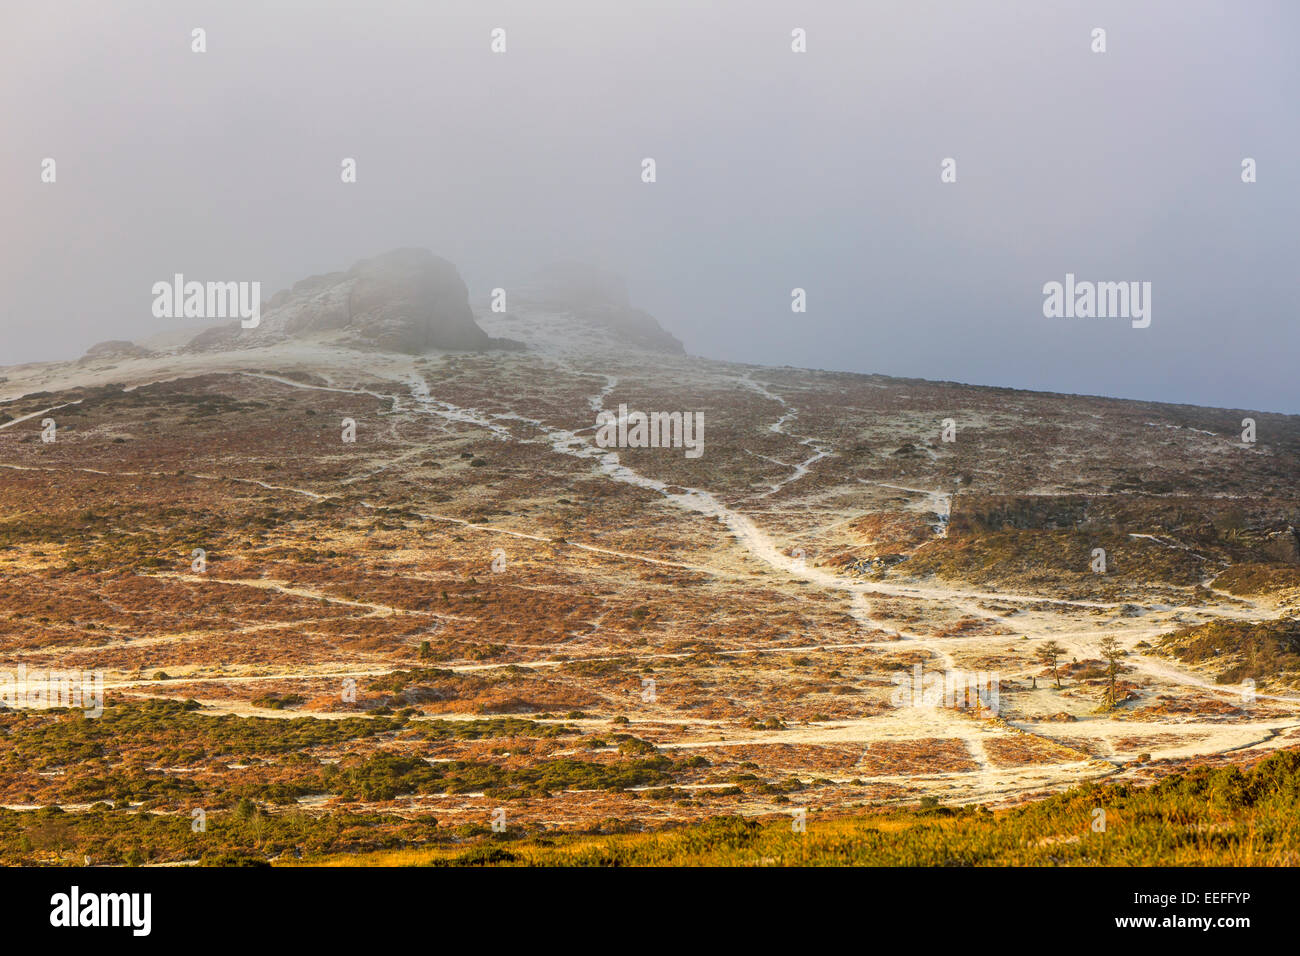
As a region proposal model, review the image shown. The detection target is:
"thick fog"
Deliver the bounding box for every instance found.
[3,0,1297,412]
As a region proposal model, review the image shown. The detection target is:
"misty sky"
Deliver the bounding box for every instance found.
[3,0,1297,412]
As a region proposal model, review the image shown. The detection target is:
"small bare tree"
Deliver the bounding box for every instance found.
[1036,640,1065,689]
[1099,636,1126,708]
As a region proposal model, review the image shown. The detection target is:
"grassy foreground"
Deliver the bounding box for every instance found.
[300,749,1300,867]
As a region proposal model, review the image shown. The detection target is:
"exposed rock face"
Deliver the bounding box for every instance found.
[516,262,685,354]
[188,248,521,355]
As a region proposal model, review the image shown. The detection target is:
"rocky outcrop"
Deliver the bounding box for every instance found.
[188,248,522,355]
[516,262,685,354]
[80,340,155,362]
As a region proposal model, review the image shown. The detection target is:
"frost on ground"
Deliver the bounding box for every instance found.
[0,295,1297,862]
